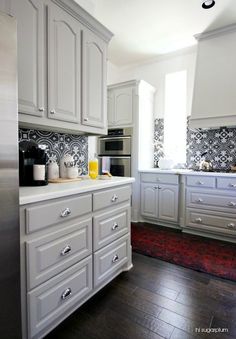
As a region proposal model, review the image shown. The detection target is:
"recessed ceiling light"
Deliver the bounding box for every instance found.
[202,0,216,9]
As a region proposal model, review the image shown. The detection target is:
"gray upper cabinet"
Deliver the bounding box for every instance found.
[6,0,45,117]
[82,29,107,129]
[108,82,135,128]
[1,0,113,134]
[48,3,81,124]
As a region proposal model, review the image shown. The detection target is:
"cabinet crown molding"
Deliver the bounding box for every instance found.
[52,0,113,43]
[194,23,236,41]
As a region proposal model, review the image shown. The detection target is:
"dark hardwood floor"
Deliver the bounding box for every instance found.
[45,252,236,339]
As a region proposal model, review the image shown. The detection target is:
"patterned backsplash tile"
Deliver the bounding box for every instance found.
[154,119,236,170]
[154,118,164,167]
[187,126,236,170]
[19,128,88,174]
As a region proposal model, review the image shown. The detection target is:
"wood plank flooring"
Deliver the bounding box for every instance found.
[45,252,236,339]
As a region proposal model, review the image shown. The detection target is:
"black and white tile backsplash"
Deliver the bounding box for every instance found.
[19,129,88,174]
[154,119,236,170]
[154,118,164,167]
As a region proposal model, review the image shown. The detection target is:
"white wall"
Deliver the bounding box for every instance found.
[107,47,197,118]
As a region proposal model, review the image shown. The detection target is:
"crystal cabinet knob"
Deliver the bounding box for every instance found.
[38,107,44,112]
[50,109,55,114]
[196,198,203,203]
[61,288,72,300]
[83,118,88,122]
[229,183,236,188]
[195,217,202,223]
[112,254,119,263]
[228,201,236,207]
[227,223,235,229]
[61,208,71,218]
[111,194,118,203]
[112,222,119,230]
[197,181,204,185]
[61,245,72,256]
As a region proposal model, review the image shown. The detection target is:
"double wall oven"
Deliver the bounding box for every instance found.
[98,128,132,177]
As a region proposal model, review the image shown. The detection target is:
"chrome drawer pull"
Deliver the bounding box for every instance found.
[195,217,202,223]
[61,288,72,300]
[228,201,236,207]
[111,194,118,203]
[227,223,235,229]
[197,181,204,185]
[61,245,72,256]
[229,183,236,188]
[195,198,203,203]
[61,208,71,217]
[112,222,119,230]
[112,254,119,263]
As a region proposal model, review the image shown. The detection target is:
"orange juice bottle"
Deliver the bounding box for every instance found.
[89,154,98,179]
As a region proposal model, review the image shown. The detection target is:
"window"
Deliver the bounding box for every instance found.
[164,70,187,164]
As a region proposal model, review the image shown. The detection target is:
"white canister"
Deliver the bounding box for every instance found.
[60,154,73,178]
[48,162,59,180]
[33,165,46,181]
[67,166,78,179]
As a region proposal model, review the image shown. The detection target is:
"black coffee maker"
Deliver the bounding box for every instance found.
[19,140,48,186]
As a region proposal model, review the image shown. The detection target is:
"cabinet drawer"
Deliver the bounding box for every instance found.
[94,234,129,287]
[186,209,236,235]
[141,173,179,185]
[186,175,215,188]
[93,185,131,211]
[25,194,92,233]
[28,256,92,338]
[217,177,236,190]
[186,189,236,213]
[26,218,92,290]
[93,204,130,251]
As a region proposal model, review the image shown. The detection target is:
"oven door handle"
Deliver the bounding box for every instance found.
[99,136,131,140]
[98,156,131,159]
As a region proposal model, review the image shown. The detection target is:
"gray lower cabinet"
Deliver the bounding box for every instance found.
[0,0,112,134]
[28,256,93,338]
[184,175,236,238]
[140,175,179,223]
[20,184,132,339]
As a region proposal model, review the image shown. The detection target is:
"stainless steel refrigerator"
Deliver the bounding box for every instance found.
[0,11,22,339]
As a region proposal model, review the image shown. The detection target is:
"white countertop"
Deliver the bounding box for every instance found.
[20,176,135,205]
[139,168,236,177]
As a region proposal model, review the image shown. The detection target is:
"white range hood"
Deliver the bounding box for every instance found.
[190,24,236,129]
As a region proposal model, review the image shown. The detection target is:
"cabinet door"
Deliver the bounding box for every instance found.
[107,89,114,126]
[9,0,45,117]
[141,184,158,218]
[158,184,178,222]
[82,29,107,129]
[48,3,81,123]
[114,86,133,126]
[0,0,10,13]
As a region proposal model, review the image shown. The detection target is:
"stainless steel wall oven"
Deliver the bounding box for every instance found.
[98,128,132,177]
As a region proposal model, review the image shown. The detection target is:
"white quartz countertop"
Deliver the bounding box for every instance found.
[139,168,236,177]
[20,176,135,205]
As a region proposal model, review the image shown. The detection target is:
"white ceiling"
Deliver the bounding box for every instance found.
[89,0,236,66]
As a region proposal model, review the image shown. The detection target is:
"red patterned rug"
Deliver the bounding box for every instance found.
[131,223,236,281]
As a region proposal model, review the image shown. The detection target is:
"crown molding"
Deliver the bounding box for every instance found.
[194,23,236,41]
[52,0,113,43]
